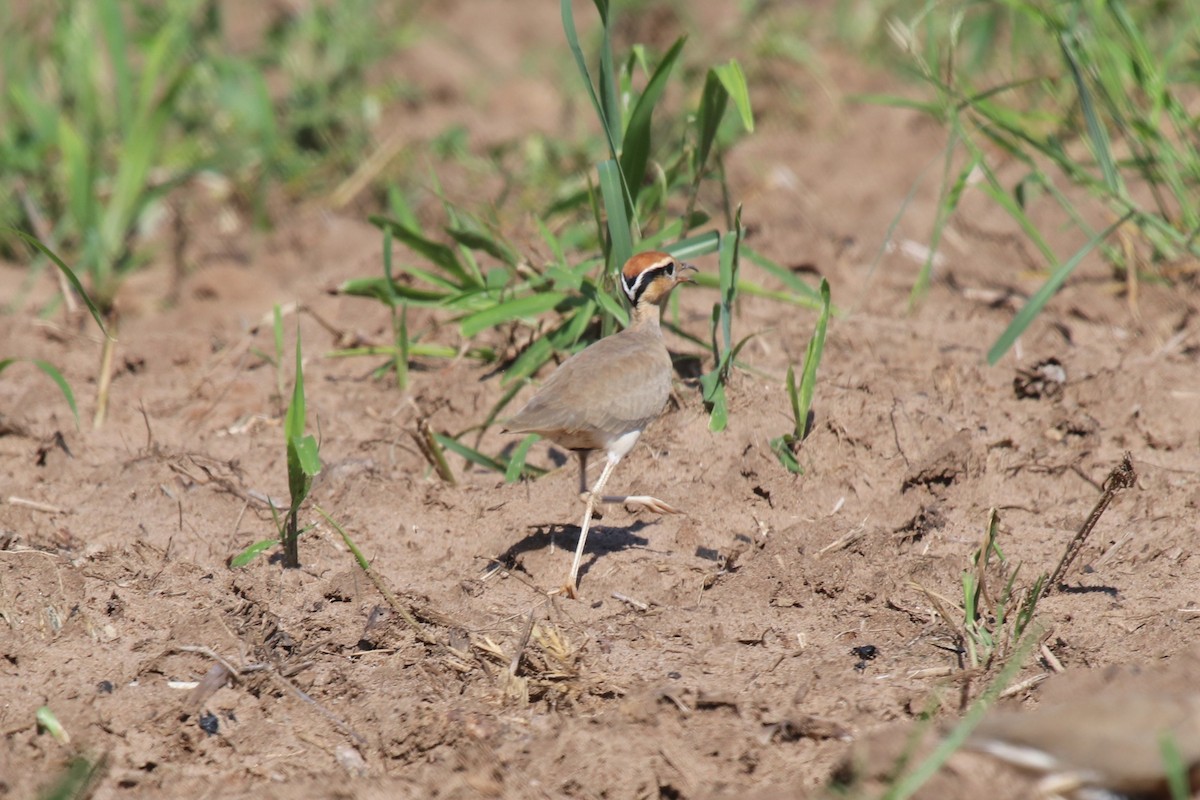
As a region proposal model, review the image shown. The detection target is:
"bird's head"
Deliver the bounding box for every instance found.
[620,251,697,308]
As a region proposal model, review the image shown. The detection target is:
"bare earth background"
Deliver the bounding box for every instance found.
[2,2,1199,798]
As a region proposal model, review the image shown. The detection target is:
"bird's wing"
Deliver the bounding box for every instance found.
[504,332,672,443]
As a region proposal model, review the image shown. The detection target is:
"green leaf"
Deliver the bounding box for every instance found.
[369,215,477,287]
[716,210,743,352]
[3,228,111,336]
[35,706,70,744]
[713,59,754,133]
[599,159,634,272]
[230,539,279,568]
[285,329,306,442]
[695,69,729,178]
[770,434,802,474]
[1058,30,1121,196]
[459,292,566,338]
[97,0,133,134]
[666,230,721,262]
[784,364,800,437]
[581,278,629,327]
[742,246,823,302]
[0,358,80,427]
[434,432,507,474]
[292,434,321,478]
[504,434,539,483]
[503,334,557,387]
[987,213,1131,364]
[447,225,519,267]
[336,276,448,305]
[620,36,686,210]
[702,377,728,432]
[561,0,619,160]
[286,436,314,511]
[795,278,831,437]
[315,506,370,571]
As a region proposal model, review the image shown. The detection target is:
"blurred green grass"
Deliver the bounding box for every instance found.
[841,0,1200,358]
[0,0,410,304]
[4,0,1197,427]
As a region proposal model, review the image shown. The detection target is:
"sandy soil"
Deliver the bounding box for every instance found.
[3,2,1199,798]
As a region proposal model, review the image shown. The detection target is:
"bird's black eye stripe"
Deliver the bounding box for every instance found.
[622,263,675,303]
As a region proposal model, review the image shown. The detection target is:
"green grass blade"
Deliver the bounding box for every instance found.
[35,706,70,744]
[434,432,507,474]
[687,271,824,309]
[230,539,279,568]
[504,434,539,483]
[285,329,306,442]
[57,117,95,237]
[4,228,111,337]
[716,209,743,350]
[882,631,1037,800]
[784,364,801,438]
[97,0,133,134]
[987,212,1132,364]
[0,359,79,426]
[459,292,566,338]
[599,159,633,271]
[292,435,320,481]
[38,753,106,800]
[581,279,629,327]
[742,246,823,301]
[770,435,802,474]
[666,230,721,261]
[503,335,557,387]
[369,215,477,288]
[447,225,520,267]
[561,0,619,160]
[620,36,686,210]
[1160,732,1190,800]
[1058,29,1121,196]
[695,69,730,178]
[32,360,79,426]
[336,276,448,305]
[796,297,830,438]
[593,0,622,156]
[712,60,754,133]
[314,506,370,571]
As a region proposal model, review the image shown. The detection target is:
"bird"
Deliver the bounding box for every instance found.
[503,250,696,597]
[964,690,1200,797]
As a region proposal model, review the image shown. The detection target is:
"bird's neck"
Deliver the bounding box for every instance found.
[629,301,663,333]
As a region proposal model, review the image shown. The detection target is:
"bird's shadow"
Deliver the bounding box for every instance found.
[486,518,655,581]
[1056,583,1119,597]
[496,439,570,469]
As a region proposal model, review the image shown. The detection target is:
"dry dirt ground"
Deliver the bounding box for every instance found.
[3,2,1200,799]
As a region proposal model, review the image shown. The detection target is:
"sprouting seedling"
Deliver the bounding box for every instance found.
[699,207,755,432]
[280,327,321,568]
[770,278,830,473]
[230,327,321,569]
[914,509,1043,671]
[2,229,111,429]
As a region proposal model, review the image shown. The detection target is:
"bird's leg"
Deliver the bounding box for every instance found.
[575,450,603,521]
[564,454,620,597]
[597,493,682,515]
[577,449,678,515]
[577,450,589,499]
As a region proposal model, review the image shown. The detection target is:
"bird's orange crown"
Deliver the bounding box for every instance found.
[620,251,695,306]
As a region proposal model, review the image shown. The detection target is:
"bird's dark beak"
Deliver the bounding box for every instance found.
[677,263,698,283]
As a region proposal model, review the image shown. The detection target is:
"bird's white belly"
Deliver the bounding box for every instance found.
[606,427,643,460]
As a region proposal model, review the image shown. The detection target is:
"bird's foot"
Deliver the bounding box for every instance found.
[550,582,578,600]
[614,495,683,515]
[577,491,603,519]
